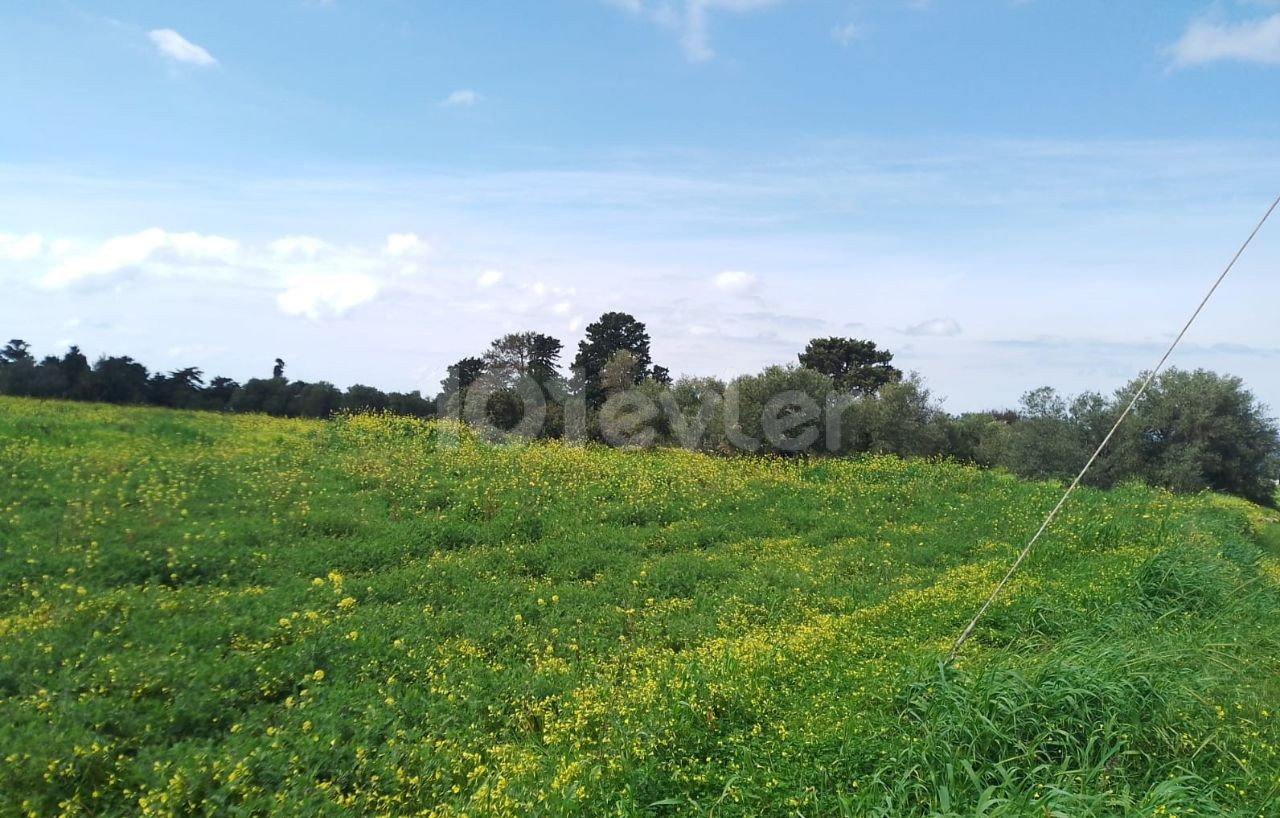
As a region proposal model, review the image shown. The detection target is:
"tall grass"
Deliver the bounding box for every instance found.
[0,398,1276,816]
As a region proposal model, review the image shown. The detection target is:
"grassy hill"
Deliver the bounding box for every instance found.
[1,397,1278,817]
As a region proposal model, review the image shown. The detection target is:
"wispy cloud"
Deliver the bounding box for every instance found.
[384,232,431,258]
[31,229,416,321]
[269,236,331,260]
[831,22,860,47]
[905,317,962,337]
[7,136,1280,407]
[440,89,480,107]
[147,29,218,67]
[476,269,504,288]
[0,233,45,261]
[609,0,784,61]
[43,229,238,289]
[713,269,757,293]
[1170,14,1280,68]
[276,273,379,320]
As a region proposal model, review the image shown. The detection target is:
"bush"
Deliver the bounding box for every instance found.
[1106,369,1280,506]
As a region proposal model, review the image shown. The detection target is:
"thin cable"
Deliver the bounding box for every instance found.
[946,195,1280,665]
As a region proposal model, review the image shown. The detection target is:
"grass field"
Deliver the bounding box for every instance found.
[1,397,1278,817]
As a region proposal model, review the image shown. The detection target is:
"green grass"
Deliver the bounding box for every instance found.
[1,397,1278,817]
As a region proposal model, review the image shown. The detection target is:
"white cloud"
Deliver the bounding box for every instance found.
[0,233,44,261]
[905,317,962,337]
[276,273,379,320]
[27,229,422,322]
[269,236,332,259]
[1170,14,1280,67]
[476,269,505,288]
[610,0,784,61]
[43,228,238,288]
[525,280,575,300]
[832,22,860,47]
[440,89,480,107]
[148,29,218,67]
[384,232,431,258]
[10,137,1280,412]
[713,269,757,293]
[165,232,238,258]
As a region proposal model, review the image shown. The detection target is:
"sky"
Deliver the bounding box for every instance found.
[2,0,1280,413]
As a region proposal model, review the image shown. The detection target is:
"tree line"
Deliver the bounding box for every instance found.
[2,309,1278,505]
[0,341,436,418]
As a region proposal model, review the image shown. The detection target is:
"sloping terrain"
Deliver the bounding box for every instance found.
[1,398,1277,816]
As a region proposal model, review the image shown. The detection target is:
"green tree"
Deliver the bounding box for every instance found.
[386,391,436,419]
[0,339,37,396]
[946,411,1013,467]
[842,375,948,457]
[293,381,343,418]
[482,332,563,386]
[1107,369,1280,505]
[599,350,641,397]
[0,339,33,366]
[440,357,486,397]
[997,387,1092,482]
[60,346,92,399]
[204,376,241,410]
[230,377,296,416]
[343,384,390,414]
[798,337,902,395]
[87,356,151,404]
[643,374,725,451]
[149,367,205,409]
[572,312,654,409]
[29,356,70,398]
[484,391,527,432]
[726,365,835,455]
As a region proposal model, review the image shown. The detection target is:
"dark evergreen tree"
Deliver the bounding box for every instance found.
[0,339,36,396]
[60,346,92,399]
[149,367,205,409]
[483,332,563,386]
[798,337,901,395]
[572,312,654,408]
[440,357,487,397]
[29,356,70,398]
[0,339,33,366]
[87,356,151,404]
[292,381,343,418]
[231,377,296,416]
[343,384,390,413]
[204,376,241,409]
[387,391,437,419]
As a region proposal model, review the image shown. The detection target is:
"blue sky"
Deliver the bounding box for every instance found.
[2,1,1280,411]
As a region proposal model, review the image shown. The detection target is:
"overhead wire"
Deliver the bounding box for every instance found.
[946,195,1280,665]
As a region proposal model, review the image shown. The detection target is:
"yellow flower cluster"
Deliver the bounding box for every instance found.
[1,399,1278,817]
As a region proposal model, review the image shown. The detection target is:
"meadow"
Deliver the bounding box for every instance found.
[1,396,1278,817]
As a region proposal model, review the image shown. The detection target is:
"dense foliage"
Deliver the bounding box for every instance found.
[797,336,902,395]
[2,314,1278,505]
[1,399,1277,816]
[0,339,436,419]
